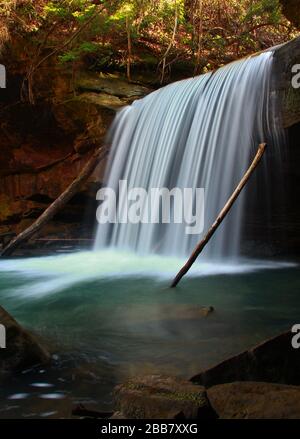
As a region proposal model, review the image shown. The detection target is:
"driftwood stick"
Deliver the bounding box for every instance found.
[170,143,267,288]
[72,404,114,419]
[1,145,109,257]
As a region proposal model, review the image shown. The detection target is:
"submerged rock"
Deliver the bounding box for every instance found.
[191,330,300,387]
[0,306,50,377]
[114,375,217,419]
[116,303,215,327]
[159,304,214,320]
[207,381,300,419]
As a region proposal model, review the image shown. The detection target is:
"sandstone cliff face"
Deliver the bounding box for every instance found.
[0,40,150,243]
[272,36,300,128]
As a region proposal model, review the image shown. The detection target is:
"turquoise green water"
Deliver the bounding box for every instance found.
[0,251,299,418]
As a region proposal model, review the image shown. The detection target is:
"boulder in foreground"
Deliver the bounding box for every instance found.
[208,381,300,419]
[0,306,50,376]
[191,331,300,387]
[115,375,217,419]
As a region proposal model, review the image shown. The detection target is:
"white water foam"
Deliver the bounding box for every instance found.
[0,251,295,298]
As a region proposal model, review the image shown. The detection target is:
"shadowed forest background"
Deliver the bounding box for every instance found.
[1,0,299,85]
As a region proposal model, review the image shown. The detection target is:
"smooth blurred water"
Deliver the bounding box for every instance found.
[95,52,283,259]
[0,251,299,418]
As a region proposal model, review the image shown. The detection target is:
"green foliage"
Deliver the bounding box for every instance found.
[245,0,281,24]
[43,1,71,19]
[59,41,100,63]
[44,0,97,22]
[3,0,298,80]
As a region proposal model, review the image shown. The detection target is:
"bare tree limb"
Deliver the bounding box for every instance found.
[126,15,132,81]
[159,5,178,84]
[170,143,267,288]
[22,4,105,104]
[1,145,109,257]
[72,404,113,419]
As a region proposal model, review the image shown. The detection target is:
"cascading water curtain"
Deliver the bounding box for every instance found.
[94,52,283,261]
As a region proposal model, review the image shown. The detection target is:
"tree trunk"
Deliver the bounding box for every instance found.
[170,143,267,288]
[126,15,132,82]
[194,0,203,75]
[1,145,109,257]
[160,6,178,84]
[72,404,113,419]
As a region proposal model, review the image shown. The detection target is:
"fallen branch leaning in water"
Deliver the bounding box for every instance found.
[1,145,109,257]
[170,143,267,288]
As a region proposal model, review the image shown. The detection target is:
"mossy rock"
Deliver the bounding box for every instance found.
[208,382,300,419]
[75,73,150,99]
[114,375,217,419]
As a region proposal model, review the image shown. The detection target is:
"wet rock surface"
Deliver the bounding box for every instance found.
[0,306,50,378]
[191,330,300,387]
[112,331,300,419]
[116,303,215,326]
[273,36,300,129]
[207,381,300,419]
[114,375,217,419]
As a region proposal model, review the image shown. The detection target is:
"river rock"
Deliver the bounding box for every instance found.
[159,304,214,320]
[0,306,50,376]
[114,375,217,419]
[207,381,300,419]
[191,331,300,387]
[116,304,215,327]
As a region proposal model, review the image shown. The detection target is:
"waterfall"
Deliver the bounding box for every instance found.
[94,52,282,260]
